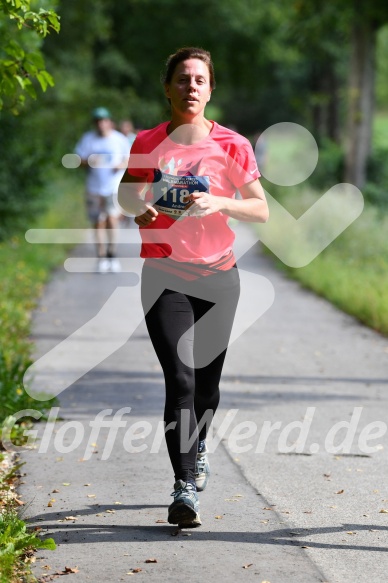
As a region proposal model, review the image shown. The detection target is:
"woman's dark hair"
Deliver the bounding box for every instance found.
[162,47,216,89]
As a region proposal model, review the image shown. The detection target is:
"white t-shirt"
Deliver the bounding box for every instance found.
[75,129,130,196]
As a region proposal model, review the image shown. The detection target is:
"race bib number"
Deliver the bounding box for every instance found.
[152,171,209,220]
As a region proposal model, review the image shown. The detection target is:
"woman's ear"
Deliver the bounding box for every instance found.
[164,84,170,99]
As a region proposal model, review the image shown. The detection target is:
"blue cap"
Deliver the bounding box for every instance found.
[92,107,111,120]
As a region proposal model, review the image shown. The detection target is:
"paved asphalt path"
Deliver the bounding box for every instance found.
[19,222,388,583]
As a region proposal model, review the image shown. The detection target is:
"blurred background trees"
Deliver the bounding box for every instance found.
[1,0,388,239]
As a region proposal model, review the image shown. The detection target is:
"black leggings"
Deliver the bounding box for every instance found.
[141,263,240,483]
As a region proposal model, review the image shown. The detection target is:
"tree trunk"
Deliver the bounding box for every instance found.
[344,20,377,189]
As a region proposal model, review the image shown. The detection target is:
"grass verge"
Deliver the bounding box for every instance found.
[257,185,388,335]
[0,455,56,583]
[0,171,87,582]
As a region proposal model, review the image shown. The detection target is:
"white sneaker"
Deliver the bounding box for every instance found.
[109,258,121,273]
[97,258,110,273]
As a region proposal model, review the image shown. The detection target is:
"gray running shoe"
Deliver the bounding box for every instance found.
[168,480,201,528]
[195,444,210,492]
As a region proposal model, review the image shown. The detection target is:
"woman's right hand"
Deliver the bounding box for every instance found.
[134,205,159,227]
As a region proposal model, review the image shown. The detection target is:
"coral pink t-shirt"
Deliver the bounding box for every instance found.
[127,121,260,263]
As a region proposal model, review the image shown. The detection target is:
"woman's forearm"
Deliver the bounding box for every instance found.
[219,196,269,222]
[117,179,149,217]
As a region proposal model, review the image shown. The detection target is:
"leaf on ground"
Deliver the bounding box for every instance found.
[64,566,80,573]
[87,494,96,498]
[47,499,56,507]
[335,490,344,494]
[106,509,115,513]
[379,509,388,513]
[132,568,142,573]
[145,558,158,563]
[224,498,240,502]
[242,563,253,568]
[155,519,167,523]
[263,507,274,511]
[52,489,59,493]
[62,483,71,486]
[65,516,77,521]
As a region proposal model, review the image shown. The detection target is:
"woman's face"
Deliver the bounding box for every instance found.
[164,58,212,118]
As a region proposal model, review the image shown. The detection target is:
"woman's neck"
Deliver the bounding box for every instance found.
[167,115,213,145]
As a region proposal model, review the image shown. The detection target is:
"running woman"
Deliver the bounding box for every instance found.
[118,47,269,528]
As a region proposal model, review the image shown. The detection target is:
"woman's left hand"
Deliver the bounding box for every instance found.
[186,192,222,217]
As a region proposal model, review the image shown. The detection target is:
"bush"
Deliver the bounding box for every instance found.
[0,113,51,241]
[308,138,344,191]
[364,146,388,208]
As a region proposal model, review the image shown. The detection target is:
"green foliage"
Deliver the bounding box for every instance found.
[0,0,60,113]
[0,511,56,553]
[373,110,388,149]
[259,187,388,335]
[0,510,55,582]
[0,351,58,425]
[0,172,86,362]
[0,0,60,35]
[0,112,52,240]
[308,139,345,191]
[40,0,311,133]
[0,459,55,583]
[0,173,86,430]
[376,25,388,108]
[305,133,388,212]
[0,174,84,580]
[364,145,388,208]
